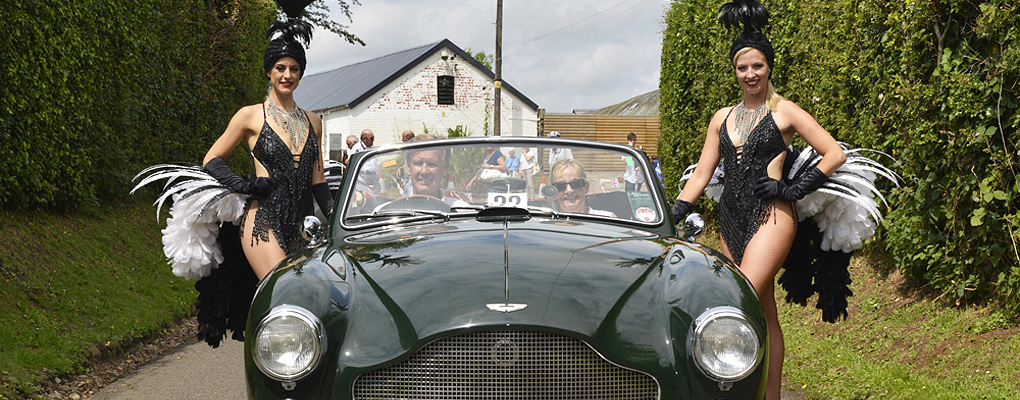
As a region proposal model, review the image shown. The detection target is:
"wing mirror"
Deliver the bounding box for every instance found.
[683,213,706,241]
[302,215,325,247]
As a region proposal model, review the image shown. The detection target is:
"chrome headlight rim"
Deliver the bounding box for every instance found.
[688,306,763,382]
[251,305,326,382]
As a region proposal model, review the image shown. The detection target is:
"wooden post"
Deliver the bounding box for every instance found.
[493,0,502,136]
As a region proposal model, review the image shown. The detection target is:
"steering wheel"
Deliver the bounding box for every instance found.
[372,195,451,213]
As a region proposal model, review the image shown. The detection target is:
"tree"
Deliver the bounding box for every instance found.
[289,0,365,46]
[465,47,494,70]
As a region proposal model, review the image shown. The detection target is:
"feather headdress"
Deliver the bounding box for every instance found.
[263,0,315,76]
[717,0,775,69]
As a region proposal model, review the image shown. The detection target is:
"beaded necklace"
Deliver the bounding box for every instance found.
[266,100,308,152]
[733,100,767,146]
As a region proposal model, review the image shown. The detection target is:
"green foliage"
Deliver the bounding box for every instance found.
[0,203,196,398]
[0,0,276,212]
[464,47,495,70]
[446,124,471,138]
[660,1,1020,311]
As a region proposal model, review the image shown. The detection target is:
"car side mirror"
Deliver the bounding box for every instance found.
[302,215,325,247]
[683,213,705,241]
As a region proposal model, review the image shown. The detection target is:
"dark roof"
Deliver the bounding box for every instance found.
[295,38,539,112]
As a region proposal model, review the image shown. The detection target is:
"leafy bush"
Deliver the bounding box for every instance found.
[0,0,275,211]
[660,0,1019,311]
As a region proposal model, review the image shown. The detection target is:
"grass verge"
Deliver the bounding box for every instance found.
[779,252,1019,399]
[0,202,195,399]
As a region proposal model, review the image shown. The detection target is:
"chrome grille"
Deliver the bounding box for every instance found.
[353,330,659,400]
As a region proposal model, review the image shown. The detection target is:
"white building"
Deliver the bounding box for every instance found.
[295,38,541,161]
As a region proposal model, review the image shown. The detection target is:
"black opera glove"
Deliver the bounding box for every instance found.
[204,157,275,196]
[752,166,828,202]
[312,182,334,218]
[670,199,694,223]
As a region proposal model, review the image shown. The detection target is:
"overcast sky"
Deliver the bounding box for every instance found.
[303,0,668,113]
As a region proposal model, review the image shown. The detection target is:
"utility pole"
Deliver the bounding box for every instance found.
[493,0,502,136]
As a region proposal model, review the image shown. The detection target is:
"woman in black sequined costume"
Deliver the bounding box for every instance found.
[202,1,332,281]
[670,1,846,398]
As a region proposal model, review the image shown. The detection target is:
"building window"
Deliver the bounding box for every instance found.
[437,75,455,105]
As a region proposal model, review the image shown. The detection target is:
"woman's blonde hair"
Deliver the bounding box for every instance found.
[733,47,785,111]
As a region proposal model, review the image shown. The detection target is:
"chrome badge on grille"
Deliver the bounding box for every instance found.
[491,338,519,366]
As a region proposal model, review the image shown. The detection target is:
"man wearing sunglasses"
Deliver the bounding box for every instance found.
[549,159,616,217]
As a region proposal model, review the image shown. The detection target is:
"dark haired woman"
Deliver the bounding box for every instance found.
[133,0,334,347]
[202,1,333,281]
[671,1,846,397]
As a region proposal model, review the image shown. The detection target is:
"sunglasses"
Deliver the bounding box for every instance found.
[551,178,587,192]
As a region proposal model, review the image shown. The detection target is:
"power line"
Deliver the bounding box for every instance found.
[502,0,653,61]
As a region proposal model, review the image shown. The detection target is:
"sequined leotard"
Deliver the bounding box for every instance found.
[717,110,787,265]
[241,104,318,253]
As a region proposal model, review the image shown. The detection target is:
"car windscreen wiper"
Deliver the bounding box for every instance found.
[347,209,450,222]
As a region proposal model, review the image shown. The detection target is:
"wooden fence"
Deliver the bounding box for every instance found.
[542,114,660,156]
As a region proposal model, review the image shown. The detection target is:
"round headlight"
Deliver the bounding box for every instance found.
[252,305,325,382]
[689,306,762,382]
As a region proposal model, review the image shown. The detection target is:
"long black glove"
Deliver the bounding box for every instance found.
[204,157,274,196]
[312,182,334,217]
[670,199,693,223]
[753,166,828,202]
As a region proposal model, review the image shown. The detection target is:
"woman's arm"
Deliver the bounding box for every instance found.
[776,100,846,174]
[309,112,326,185]
[203,105,258,165]
[677,108,727,204]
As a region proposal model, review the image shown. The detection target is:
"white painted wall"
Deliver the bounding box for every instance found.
[318,46,539,161]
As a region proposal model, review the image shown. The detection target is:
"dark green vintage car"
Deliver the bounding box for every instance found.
[244,137,767,399]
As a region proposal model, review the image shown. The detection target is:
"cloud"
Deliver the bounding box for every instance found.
[304,0,665,113]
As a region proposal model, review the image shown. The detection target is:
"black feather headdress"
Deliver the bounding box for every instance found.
[263,0,315,77]
[717,0,774,70]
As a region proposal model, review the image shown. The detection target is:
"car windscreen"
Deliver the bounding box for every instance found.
[342,141,662,225]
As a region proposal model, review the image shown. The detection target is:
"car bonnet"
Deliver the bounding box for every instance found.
[336,218,675,367]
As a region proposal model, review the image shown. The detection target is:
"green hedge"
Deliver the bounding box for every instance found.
[660,1,1019,311]
[0,0,275,211]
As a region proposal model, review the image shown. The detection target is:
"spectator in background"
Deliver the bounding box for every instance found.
[351,129,378,194]
[505,149,521,175]
[519,147,536,195]
[466,146,506,191]
[547,131,573,169]
[401,130,415,142]
[622,132,646,192]
[650,154,665,188]
[342,134,359,166]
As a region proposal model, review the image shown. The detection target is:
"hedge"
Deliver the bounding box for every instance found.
[660,0,1019,311]
[0,0,275,211]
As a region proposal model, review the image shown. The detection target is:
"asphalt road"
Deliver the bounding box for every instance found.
[91,338,246,400]
[90,338,807,400]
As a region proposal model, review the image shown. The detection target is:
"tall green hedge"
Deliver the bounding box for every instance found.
[660,1,1019,311]
[0,0,275,211]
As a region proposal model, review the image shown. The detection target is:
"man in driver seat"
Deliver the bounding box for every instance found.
[550,159,616,217]
[406,134,468,207]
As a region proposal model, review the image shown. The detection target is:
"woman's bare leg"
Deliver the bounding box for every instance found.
[731,202,796,400]
[241,202,287,281]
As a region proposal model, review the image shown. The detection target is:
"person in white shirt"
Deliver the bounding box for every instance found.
[622,132,646,192]
[351,129,377,195]
[518,147,536,195]
[546,131,573,169]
